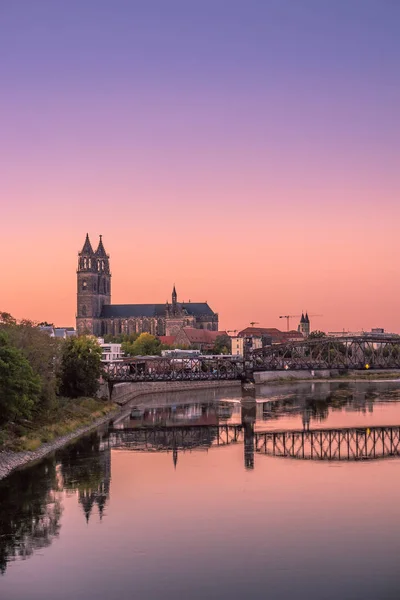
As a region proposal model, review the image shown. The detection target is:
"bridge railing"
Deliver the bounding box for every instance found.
[104,356,244,382]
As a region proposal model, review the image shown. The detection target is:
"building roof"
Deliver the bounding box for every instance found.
[178,328,226,344]
[100,302,216,319]
[238,327,304,344]
[158,335,176,345]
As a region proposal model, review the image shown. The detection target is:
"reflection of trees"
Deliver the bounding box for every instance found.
[57,432,110,522]
[0,432,111,574]
[0,456,62,574]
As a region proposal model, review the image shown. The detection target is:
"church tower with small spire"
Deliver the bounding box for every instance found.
[76,234,111,335]
[298,312,310,337]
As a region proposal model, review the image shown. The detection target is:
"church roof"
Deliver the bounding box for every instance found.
[80,233,94,255]
[95,235,108,258]
[100,302,215,319]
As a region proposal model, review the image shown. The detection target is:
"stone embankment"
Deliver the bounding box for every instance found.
[0,410,119,482]
[0,380,241,481]
[109,380,241,405]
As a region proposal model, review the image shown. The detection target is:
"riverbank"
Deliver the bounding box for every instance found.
[254,369,400,383]
[0,381,241,481]
[0,407,120,481]
[2,374,400,481]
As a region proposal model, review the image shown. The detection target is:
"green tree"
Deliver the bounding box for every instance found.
[308,330,326,339]
[3,320,61,416]
[0,332,41,425]
[122,333,162,356]
[212,334,231,355]
[60,336,102,398]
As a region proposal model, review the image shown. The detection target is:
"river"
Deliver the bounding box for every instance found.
[1,380,400,599]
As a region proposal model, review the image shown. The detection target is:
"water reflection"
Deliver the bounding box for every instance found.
[2,380,400,582]
[0,433,111,574]
[0,456,61,574]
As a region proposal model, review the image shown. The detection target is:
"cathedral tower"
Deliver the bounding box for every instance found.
[76,234,111,335]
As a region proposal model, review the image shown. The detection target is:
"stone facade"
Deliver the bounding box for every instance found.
[76,235,219,337]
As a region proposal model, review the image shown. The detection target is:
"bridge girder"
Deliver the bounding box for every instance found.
[252,336,400,371]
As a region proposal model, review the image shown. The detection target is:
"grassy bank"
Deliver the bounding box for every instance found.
[0,397,116,452]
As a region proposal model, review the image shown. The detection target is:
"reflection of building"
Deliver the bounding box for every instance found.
[78,448,111,523]
[76,234,219,336]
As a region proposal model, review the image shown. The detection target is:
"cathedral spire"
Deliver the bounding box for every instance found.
[172,284,177,304]
[95,234,108,258]
[80,233,94,255]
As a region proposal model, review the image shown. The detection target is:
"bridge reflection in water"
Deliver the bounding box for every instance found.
[102,422,400,469]
[255,426,400,461]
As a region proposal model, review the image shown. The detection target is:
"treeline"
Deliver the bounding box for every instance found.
[0,312,103,432]
[104,332,232,356]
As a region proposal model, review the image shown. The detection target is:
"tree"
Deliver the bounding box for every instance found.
[2,318,61,416]
[0,332,41,425]
[60,336,102,398]
[122,333,162,356]
[308,330,326,339]
[212,334,231,355]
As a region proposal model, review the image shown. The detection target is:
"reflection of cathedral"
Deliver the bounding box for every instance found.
[78,448,111,523]
[76,234,219,336]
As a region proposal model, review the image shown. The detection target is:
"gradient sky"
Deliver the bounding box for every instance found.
[1,1,399,332]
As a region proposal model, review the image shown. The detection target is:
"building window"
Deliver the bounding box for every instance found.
[81,305,87,316]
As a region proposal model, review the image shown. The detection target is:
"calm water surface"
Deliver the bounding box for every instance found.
[1,380,400,600]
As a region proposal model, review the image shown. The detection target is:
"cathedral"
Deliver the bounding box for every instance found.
[76,234,219,337]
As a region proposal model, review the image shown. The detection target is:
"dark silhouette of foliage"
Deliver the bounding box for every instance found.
[60,336,102,398]
[0,332,41,425]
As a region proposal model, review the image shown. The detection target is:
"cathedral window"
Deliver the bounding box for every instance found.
[82,280,87,291]
[81,305,87,316]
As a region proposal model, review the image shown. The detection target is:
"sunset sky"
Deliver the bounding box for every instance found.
[1,1,399,332]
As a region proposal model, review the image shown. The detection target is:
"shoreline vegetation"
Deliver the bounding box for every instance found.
[1,311,400,479]
[0,312,109,453]
[0,396,116,452]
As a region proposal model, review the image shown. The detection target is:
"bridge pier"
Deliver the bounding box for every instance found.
[241,382,256,470]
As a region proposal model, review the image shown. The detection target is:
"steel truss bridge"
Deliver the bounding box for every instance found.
[252,335,400,371]
[103,424,400,462]
[104,356,244,383]
[103,336,400,383]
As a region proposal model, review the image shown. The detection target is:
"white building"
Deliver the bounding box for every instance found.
[97,338,124,362]
[40,326,76,339]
